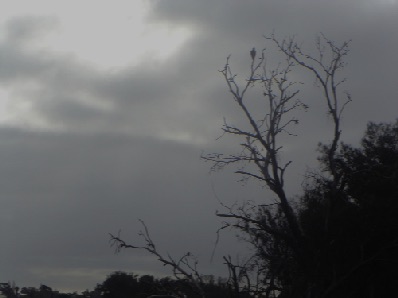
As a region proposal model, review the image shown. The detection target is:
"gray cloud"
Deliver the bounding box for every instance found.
[4,15,58,45]
[0,129,236,290]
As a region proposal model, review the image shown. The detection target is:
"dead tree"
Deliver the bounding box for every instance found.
[110,34,351,298]
[202,34,351,297]
[267,33,351,187]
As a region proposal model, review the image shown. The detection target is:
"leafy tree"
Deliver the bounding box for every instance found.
[93,271,233,298]
[0,282,17,298]
[95,271,139,298]
[326,120,398,297]
[284,120,398,298]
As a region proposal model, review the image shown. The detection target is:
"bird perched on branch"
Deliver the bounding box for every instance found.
[250,47,256,60]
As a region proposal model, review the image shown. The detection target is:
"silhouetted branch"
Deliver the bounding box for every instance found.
[109,220,205,298]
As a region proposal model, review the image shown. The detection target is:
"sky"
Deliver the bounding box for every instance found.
[0,0,397,293]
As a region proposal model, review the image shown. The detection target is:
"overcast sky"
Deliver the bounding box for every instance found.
[0,0,397,293]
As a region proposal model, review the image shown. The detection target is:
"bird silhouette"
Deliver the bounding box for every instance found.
[250,47,256,60]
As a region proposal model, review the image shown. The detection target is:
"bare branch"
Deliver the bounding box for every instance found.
[267,33,351,185]
[109,220,205,298]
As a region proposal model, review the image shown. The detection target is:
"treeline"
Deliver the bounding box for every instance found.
[1,271,249,298]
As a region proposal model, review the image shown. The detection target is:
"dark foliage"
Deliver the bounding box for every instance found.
[95,271,237,298]
[1,272,236,298]
[296,121,398,297]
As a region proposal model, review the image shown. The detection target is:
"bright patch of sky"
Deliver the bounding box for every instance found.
[0,0,194,131]
[0,85,62,132]
[0,0,193,69]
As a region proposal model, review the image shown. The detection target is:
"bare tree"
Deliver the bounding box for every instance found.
[202,34,351,297]
[268,33,351,184]
[110,34,351,298]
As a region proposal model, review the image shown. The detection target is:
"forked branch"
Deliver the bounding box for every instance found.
[109,220,205,298]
